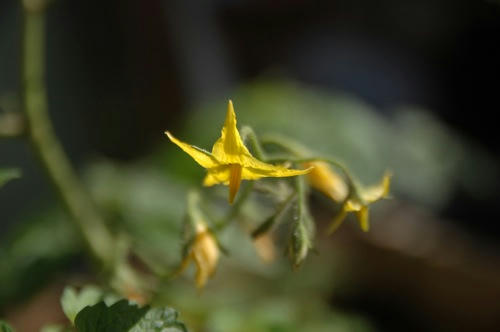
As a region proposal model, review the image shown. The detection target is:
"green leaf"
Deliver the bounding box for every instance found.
[39,324,68,332]
[130,307,188,332]
[61,285,103,323]
[0,320,14,332]
[0,168,21,188]
[288,176,315,268]
[75,300,149,332]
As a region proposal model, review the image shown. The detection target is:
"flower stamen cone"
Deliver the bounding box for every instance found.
[228,164,242,203]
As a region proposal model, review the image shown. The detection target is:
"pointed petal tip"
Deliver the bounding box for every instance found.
[227,99,235,117]
[303,166,314,174]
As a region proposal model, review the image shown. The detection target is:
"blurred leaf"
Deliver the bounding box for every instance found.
[130,307,187,332]
[61,285,103,323]
[0,321,14,332]
[75,300,148,332]
[74,300,187,332]
[0,209,80,306]
[39,324,69,332]
[0,168,20,188]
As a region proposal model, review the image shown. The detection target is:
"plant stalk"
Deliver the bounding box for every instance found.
[21,6,115,266]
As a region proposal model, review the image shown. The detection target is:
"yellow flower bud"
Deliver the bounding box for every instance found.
[303,161,348,202]
[179,223,219,289]
[304,160,391,234]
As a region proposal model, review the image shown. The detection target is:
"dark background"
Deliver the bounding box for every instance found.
[3,0,499,236]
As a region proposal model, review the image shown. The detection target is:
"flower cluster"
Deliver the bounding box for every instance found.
[166,100,391,288]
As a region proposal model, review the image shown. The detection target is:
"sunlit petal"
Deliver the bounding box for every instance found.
[356,206,370,232]
[166,131,220,168]
[327,207,348,234]
[211,100,251,163]
[361,172,391,203]
[203,166,230,186]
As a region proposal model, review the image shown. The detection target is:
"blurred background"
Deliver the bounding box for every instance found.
[1,0,500,331]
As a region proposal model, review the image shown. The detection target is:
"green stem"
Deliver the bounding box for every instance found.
[251,190,296,238]
[21,6,115,266]
[241,126,267,161]
[262,134,358,192]
[215,181,254,230]
[186,189,205,229]
[288,175,312,268]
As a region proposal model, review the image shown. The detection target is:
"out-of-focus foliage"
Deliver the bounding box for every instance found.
[129,307,187,332]
[75,300,149,332]
[50,286,188,332]
[0,320,14,332]
[0,209,79,305]
[61,286,102,323]
[0,169,20,188]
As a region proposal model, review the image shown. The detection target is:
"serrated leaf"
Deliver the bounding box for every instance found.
[0,320,14,332]
[130,307,188,332]
[0,168,21,188]
[74,299,149,332]
[61,285,103,323]
[288,177,315,268]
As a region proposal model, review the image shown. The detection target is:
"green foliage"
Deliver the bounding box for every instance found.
[0,321,14,332]
[75,300,148,332]
[74,300,187,332]
[39,325,67,332]
[61,286,103,323]
[0,209,79,306]
[130,307,187,332]
[0,168,20,188]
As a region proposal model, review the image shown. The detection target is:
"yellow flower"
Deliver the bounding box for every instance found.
[179,222,219,289]
[305,161,391,233]
[166,100,311,203]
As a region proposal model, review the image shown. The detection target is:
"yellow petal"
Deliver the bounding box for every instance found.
[166,131,220,168]
[361,172,391,203]
[327,207,348,235]
[211,100,252,163]
[356,206,370,232]
[241,159,312,180]
[203,166,230,186]
[344,199,362,212]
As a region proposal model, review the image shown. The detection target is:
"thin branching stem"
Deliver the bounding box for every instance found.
[214,181,254,230]
[241,126,267,161]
